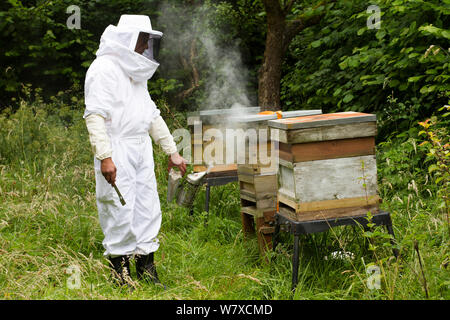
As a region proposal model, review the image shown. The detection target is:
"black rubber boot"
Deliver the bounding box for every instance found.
[108,255,131,286]
[135,253,166,289]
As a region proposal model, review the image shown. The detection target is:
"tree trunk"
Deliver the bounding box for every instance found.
[258,1,286,111]
[258,0,328,111]
[258,22,285,111]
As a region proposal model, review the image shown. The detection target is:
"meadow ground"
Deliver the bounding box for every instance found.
[0,101,448,300]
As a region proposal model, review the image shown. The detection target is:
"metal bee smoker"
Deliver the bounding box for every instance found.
[176,171,207,208]
[167,168,183,203]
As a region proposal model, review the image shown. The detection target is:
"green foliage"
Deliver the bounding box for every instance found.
[281,0,449,138]
[1,0,448,135]
[372,107,450,299]
[0,85,88,169]
[376,103,449,242]
[0,1,94,102]
[148,78,183,98]
[418,106,450,215]
[0,0,268,111]
[0,0,158,105]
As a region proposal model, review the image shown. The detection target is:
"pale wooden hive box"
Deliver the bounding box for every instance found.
[269,112,380,219]
[187,107,260,174]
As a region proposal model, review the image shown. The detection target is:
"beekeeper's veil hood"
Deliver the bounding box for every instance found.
[96,14,163,82]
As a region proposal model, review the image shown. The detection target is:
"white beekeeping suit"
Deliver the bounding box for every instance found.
[83,15,186,287]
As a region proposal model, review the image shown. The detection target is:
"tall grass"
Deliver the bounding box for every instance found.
[0,94,448,299]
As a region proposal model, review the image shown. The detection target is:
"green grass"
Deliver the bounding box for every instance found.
[0,100,448,300]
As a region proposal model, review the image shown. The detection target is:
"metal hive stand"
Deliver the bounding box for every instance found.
[272,209,399,291]
[189,172,239,215]
[204,174,239,213]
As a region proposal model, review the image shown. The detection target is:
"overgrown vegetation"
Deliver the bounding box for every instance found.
[0,94,448,299]
[282,0,449,138]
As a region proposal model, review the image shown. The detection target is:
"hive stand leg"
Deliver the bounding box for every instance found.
[255,217,264,250]
[241,212,255,237]
[255,217,273,262]
[205,185,210,213]
[292,234,300,292]
[273,216,280,252]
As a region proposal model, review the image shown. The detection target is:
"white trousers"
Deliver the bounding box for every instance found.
[94,135,161,256]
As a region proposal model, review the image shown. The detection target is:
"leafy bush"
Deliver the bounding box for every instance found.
[0,0,158,106]
[281,0,449,138]
[418,106,449,218]
[1,0,448,138]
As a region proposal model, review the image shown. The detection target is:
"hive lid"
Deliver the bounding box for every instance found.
[188,108,322,125]
[226,109,322,124]
[268,112,376,130]
[187,107,261,125]
[199,106,261,117]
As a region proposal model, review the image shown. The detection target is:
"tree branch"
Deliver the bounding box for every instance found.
[177,38,200,102]
[190,39,199,88]
[282,0,335,51]
[282,0,296,15]
[283,15,322,49]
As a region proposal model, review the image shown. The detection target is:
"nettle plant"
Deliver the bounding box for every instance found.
[418,105,450,227]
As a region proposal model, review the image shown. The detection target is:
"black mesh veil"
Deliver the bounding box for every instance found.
[142,33,161,63]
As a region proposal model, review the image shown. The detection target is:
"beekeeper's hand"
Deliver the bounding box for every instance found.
[101,157,117,185]
[168,152,187,176]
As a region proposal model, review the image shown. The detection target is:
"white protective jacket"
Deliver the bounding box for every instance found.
[84,22,176,257]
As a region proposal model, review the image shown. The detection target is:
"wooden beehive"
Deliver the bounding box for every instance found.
[238,173,278,209]
[187,107,261,174]
[269,112,380,219]
[187,108,322,174]
[238,171,278,256]
[233,109,322,255]
[187,108,324,255]
[230,110,322,175]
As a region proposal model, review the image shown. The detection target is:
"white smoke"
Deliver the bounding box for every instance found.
[156,2,254,110]
[198,32,251,109]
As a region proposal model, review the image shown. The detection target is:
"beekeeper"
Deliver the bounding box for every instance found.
[83,14,186,286]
